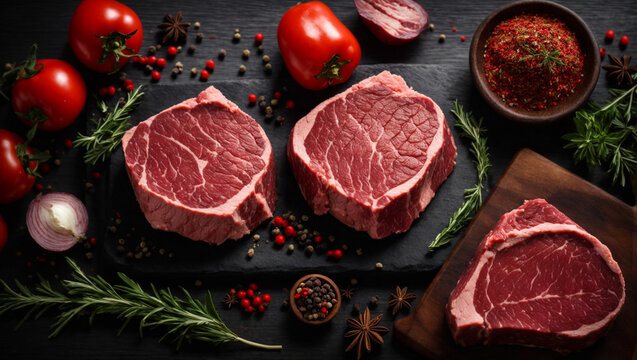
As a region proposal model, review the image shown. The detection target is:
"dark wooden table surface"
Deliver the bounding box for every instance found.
[0,1,635,359]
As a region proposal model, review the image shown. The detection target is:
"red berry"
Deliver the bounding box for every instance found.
[167,46,178,57]
[240,298,251,308]
[257,305,266,313]
[619,35,629,47]
[229,288,237,295]
[245,306,254,313]
[262,293,271,303]
[237,290,246,299]
[148,56,157,65]
[605,30,615,40]
[90,237,97,245]
[272,216,284,226]
[151,71,161,81]
[285,100,295,109]
[132,56,140,63]
[156,58,167,68]
[252,296,263,306]
[107,86,116,96]
[274,234,285,246]
[284,226,296,236]
[92,171,101,179]
[254,33,264,43]
[460,36,466,42]
[246,289,255,298]
[327,250,333,257]
[125,84,134,92]
[35,184,43,191]
[321,307,328,314]
[314,235,322,243]
[248,282,258,291]
[123,79,133,86]
[206,59,215,70]
[600,48,606,58]
[248,94,257,103]
[332,249,343,259]
[274,91,282,99]
[139,57,148,65]
[294,293,301,299]
[98,87,108,96]
[452,27,457,32]
[200,70,210,80]
[281,219,289,227]
[64,138,73,148]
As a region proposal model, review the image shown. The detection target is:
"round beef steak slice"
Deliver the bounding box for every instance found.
[122,85,276,245]
[288,71,456,239]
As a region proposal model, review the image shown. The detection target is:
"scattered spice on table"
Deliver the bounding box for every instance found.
[388,286,416,315]
[223,289,238,309]
[158,11,191,43]
[344,307,389,360]
[602,54,636,86]
[483,14,583,111]
[341,285,355,301]
[368,295,379,308]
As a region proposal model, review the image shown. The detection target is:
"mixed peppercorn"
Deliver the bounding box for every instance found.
[293,276,338,322]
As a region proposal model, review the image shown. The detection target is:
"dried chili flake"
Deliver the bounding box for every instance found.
[483,14,583,111]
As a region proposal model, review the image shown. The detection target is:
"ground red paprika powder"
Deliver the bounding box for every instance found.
[483,14,583,111]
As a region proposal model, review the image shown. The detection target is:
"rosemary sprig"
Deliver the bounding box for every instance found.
[563,73,637,187]
[0,257,282,351]
[74,86,145,165]
[520,43,565,73]
[428,100,491,251]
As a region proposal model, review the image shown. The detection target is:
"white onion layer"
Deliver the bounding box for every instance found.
[26,192,88,252]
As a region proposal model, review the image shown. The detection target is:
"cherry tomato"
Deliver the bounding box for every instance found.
[12,59,86,131]
[0,214,7,253]
[68,0,143,73]
[0,129,36,204]
[277,1,361,90]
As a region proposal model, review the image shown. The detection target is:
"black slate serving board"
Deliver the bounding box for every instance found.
[103,64,476,277]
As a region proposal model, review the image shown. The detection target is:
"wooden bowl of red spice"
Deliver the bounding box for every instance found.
[469,0,600,123]
[289,274,341,325]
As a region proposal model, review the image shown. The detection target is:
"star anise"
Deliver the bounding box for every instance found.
[388,286,416,315]
[223,292,238,309]
[341,285,355,301]
[344,307,389,360]
[157,11,191,44]
[602,54,637,86]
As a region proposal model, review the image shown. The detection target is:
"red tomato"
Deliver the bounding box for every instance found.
[0,129,36,204]
[0,214,7,253]
[277,1,361,90]
[12,59,86,131]
[68,0,143,73]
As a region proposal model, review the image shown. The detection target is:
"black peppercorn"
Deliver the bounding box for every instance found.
[188,45,196,54]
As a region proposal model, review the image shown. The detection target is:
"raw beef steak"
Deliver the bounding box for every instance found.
[287,71,456,238]
[446,199,625,353]
[122,86,276,245]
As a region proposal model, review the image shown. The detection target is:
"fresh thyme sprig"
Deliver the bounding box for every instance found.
[563,73,637,187]
[520,43,565,73]
[428,100,491,251]
[74,86,144,165]
[0,257,282,351]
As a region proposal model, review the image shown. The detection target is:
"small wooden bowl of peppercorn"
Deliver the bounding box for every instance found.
[290,274,341,325]
[469,0,600,123]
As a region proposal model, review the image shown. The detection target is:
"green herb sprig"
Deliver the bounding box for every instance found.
[0,257,282,351]
[563,73,637,187]
[428,100,491,251]
[520,43,565,73]
[74,86,144,165]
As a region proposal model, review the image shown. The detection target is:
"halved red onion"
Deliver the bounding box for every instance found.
[354,0,428,45]
[26,192,88,252]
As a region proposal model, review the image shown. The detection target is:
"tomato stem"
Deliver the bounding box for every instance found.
[13,107,50,177]
[315,54,352,85]
[0,44,42,101]
[95,30,140,74]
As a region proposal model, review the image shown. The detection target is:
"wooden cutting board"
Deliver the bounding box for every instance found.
[393,148,637,359]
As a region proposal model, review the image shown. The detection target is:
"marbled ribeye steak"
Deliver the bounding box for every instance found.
[287,71,457,238]
[122,86,276,245]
